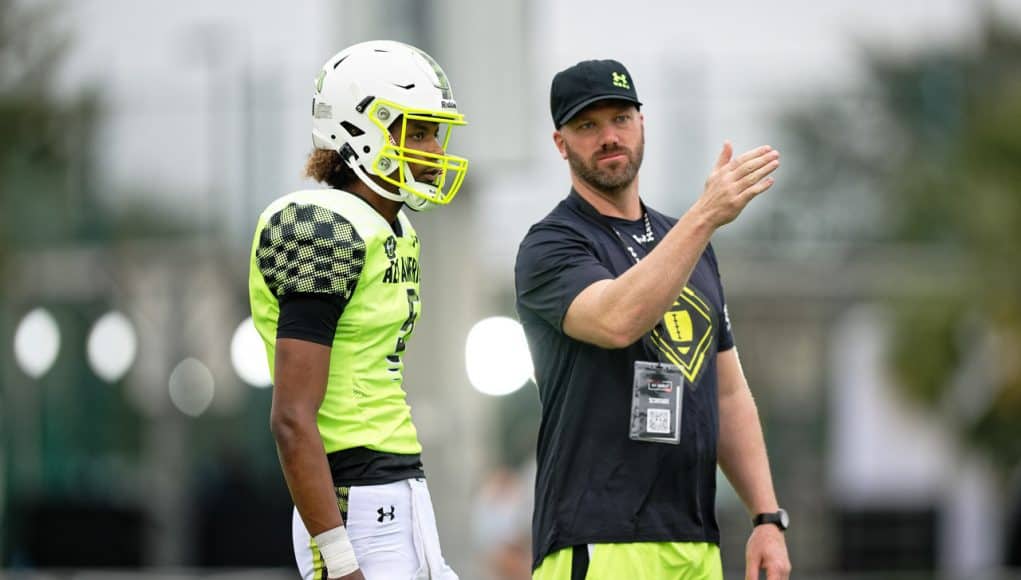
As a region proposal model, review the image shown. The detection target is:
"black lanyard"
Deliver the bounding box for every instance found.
[609,211,657,264]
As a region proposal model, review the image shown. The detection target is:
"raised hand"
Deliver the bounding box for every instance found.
[694,141,780,229]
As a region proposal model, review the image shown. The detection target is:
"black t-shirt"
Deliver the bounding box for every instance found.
[514,189,734,569]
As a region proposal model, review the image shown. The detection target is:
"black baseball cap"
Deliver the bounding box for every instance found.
[550,59,642,129]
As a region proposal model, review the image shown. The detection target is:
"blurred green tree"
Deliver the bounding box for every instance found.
[0,0,194,251]
[0,0,101,250]
[775,18,1021,474]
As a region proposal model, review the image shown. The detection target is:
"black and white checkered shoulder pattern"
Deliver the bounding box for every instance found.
[256,203,367,299]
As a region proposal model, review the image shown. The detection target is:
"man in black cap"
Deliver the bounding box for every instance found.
[515,59,791,579]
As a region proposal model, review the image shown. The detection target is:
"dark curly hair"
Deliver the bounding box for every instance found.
[304,148,358,189]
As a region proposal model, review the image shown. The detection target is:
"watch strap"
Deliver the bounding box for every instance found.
[752,509,788,530]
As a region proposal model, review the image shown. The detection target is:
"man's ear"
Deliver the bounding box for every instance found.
[553,130,568,160]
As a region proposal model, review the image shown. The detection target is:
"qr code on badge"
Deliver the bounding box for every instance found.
[646,409,671,434]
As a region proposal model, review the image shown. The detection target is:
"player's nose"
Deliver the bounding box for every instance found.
[422,135,444,156]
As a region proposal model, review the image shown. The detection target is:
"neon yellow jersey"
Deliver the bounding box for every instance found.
[249,189,422,456]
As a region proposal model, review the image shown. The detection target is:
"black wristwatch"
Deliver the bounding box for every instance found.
[752,508,789,531]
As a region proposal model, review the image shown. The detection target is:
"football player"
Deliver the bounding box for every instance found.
[248,40,467,580]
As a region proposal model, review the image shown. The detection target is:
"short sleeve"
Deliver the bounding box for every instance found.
[256,203,367,300]
[705,243,735,351]
[514,222,614,331]
[277,293,344,346]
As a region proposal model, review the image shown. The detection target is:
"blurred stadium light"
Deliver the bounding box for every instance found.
[229,317,271,388]
[12,309,60,379]
[465,316,533,396]
[168,357,216,418]
[85,311,137,383]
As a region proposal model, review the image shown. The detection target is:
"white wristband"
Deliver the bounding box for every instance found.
[314,525,358,578]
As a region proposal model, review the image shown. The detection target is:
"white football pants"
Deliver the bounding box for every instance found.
[292,478,458,580]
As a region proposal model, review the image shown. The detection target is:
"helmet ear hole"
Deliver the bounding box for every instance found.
[340,121,365,137]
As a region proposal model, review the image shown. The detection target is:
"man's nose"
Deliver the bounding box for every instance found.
[598,126,621,148]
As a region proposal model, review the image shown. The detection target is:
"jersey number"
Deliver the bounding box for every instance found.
[386,288,420,373]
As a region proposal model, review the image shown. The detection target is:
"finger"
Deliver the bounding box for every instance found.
[734,149,779,179]
[714,140,733,170]
[739,158,780,193]
[745,554,759,580]
[742,176,775,200]
[731,145,774,168]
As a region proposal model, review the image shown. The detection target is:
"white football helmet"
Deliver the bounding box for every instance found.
[311,40,468,211]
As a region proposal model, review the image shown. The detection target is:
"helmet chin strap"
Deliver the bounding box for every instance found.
[398,158,438,212]
[346,158,405,203]
[402,193,436,212]
[346,155,439,211]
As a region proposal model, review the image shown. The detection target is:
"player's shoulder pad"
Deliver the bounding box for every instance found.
[256,193,367,299]
[258,189,385,236]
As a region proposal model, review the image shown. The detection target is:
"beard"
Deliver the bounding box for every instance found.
[565,133,645,195]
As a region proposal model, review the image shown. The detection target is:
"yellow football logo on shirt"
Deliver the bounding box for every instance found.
[651,286,715,384]
[663,311,693,354]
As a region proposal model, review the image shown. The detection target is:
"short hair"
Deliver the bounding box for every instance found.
[304,148,358,189]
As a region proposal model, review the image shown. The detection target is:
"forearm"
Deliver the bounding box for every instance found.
[602,143,779,342]
[568,209,716,347]
[272,412,343,535]
[604,209,715,340]
[563,143,778,348]
[717,385,779,515]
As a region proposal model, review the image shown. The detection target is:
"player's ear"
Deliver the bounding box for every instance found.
[553,130,568,160]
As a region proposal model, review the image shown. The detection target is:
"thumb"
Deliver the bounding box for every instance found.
[714,140,733,170]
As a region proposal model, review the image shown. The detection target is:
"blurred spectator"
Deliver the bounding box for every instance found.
[473,464,534,580]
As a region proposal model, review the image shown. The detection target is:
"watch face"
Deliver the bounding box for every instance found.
[778,508,790,529]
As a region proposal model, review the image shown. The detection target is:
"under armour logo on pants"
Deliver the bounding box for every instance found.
[377,505,396,522]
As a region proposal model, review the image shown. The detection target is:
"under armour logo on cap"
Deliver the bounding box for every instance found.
[612,72,630,89]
